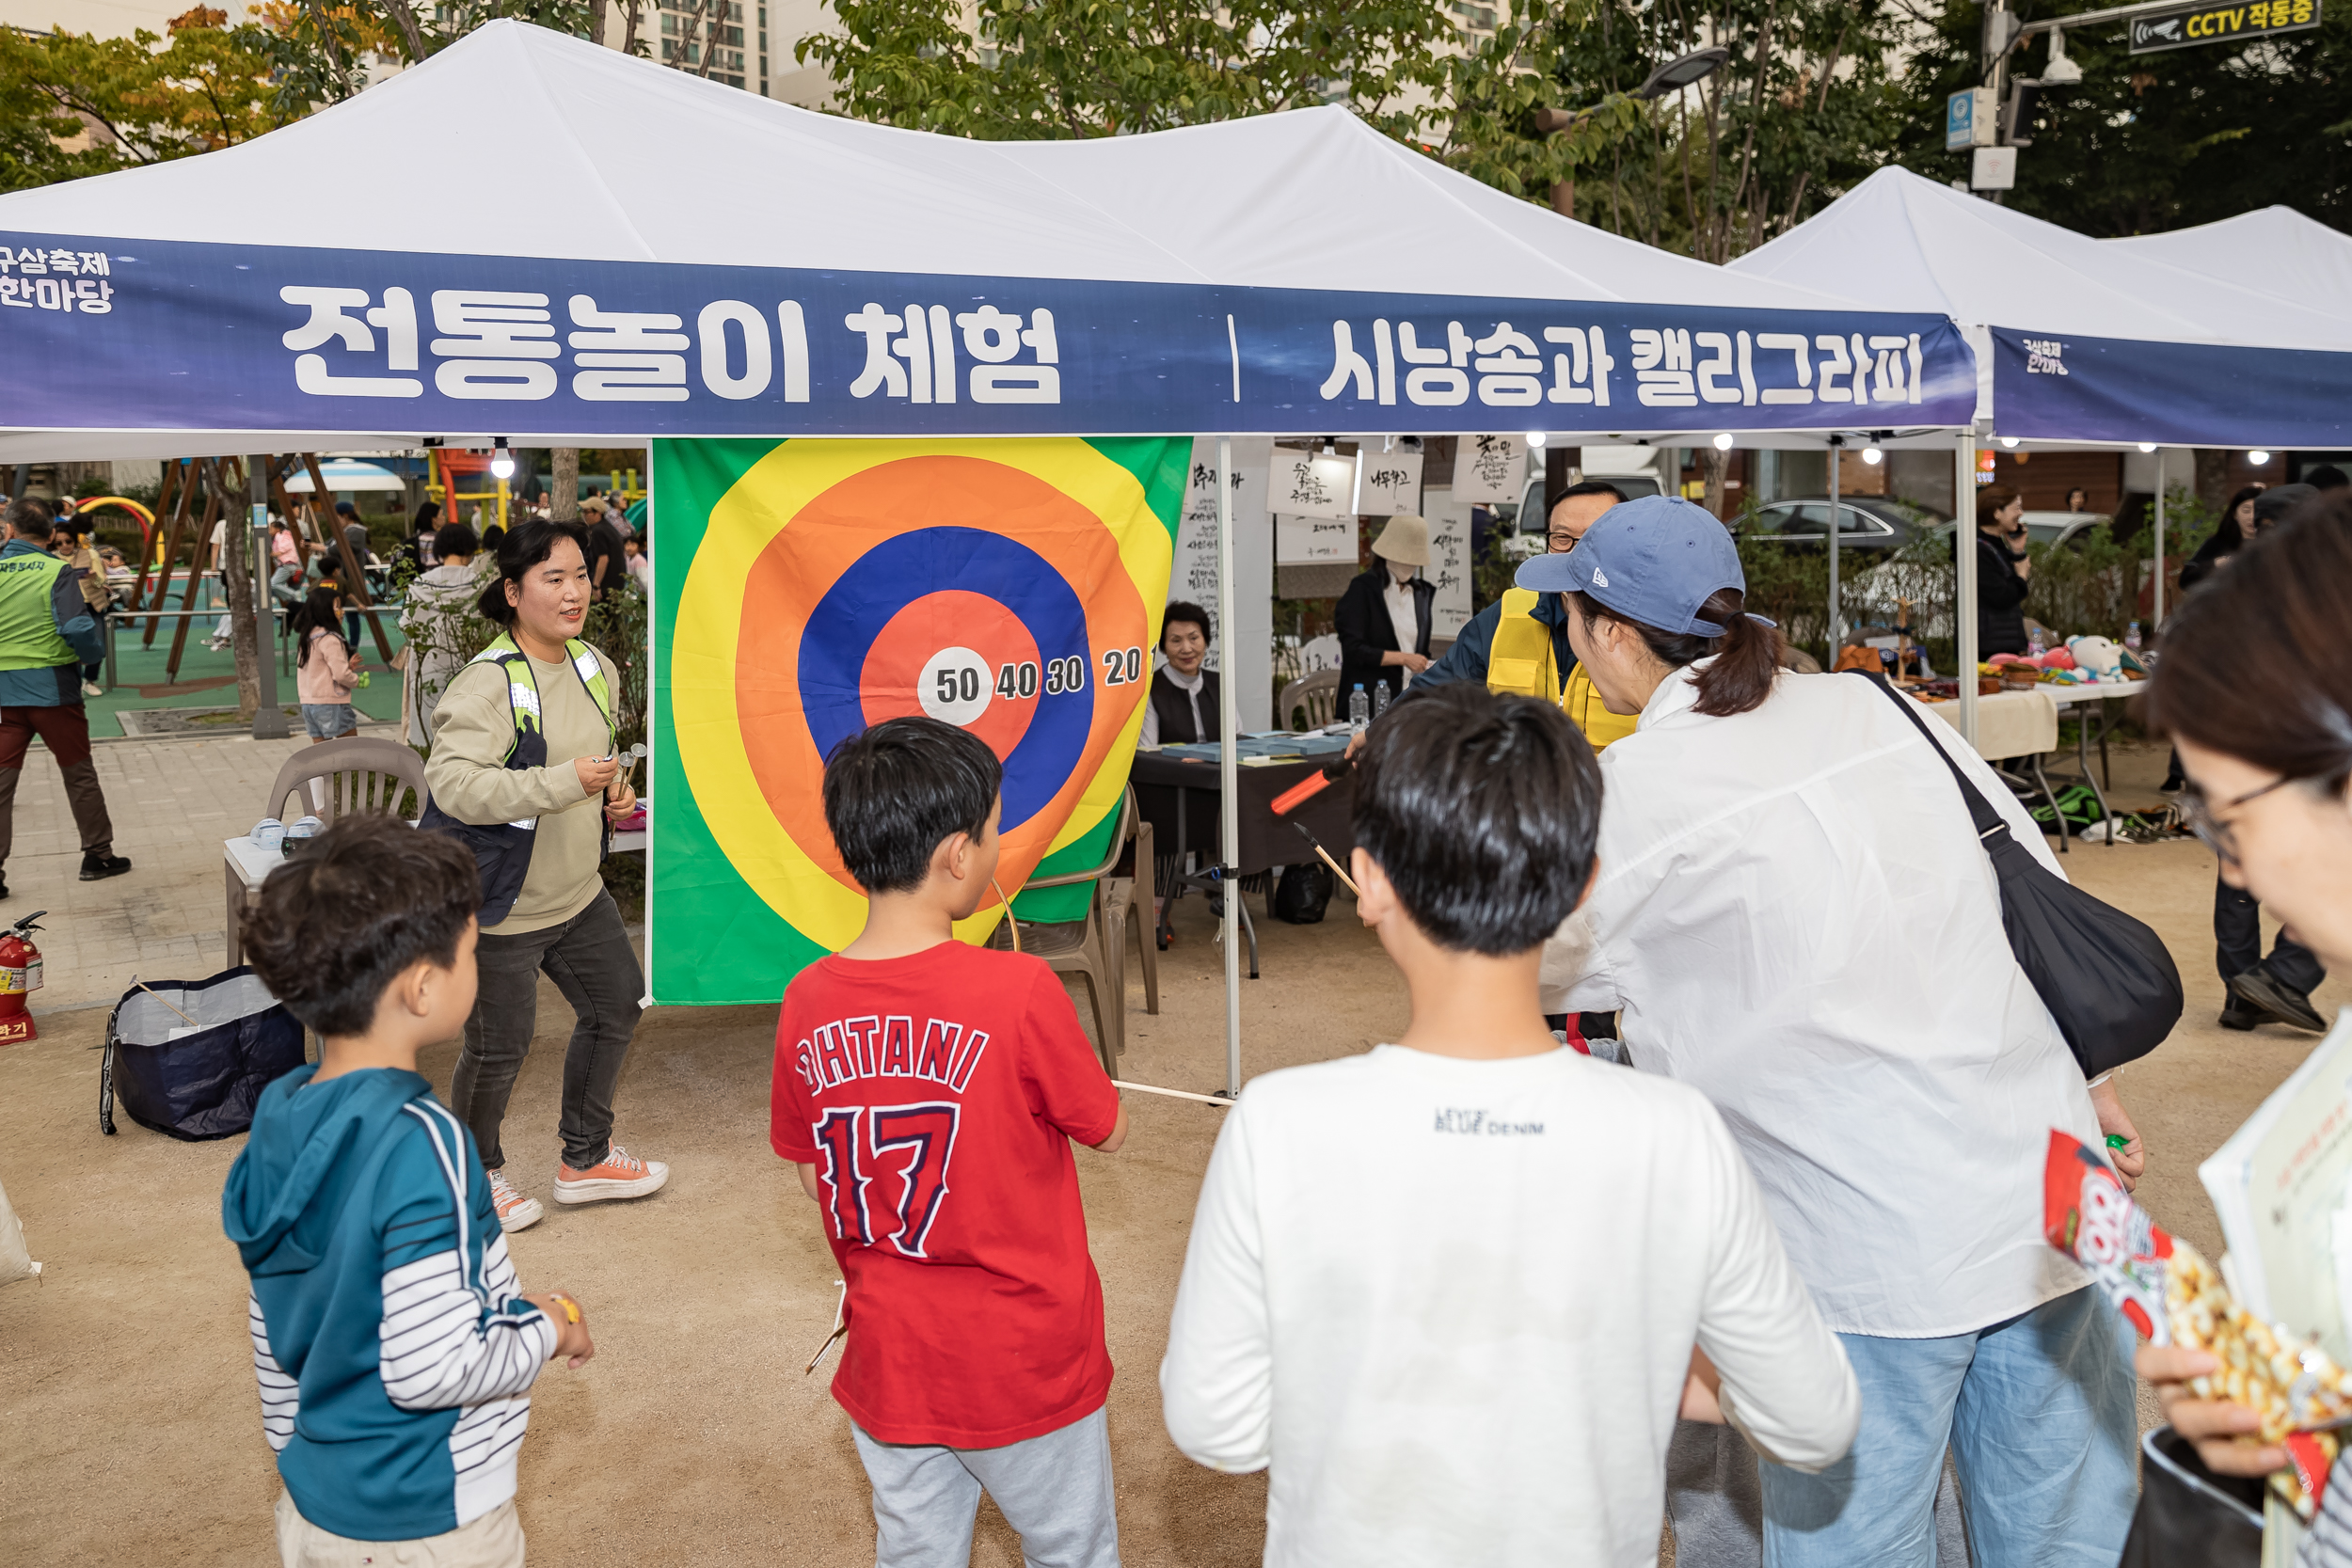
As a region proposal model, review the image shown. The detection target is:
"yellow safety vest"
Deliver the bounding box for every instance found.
[1484,588,1641,751]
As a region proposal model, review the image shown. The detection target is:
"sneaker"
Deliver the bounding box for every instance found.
[2158,777,2187,796]
[2220,996,2262,1032]
[487,1168,544,1233]
[80,680,102,698]
[2229,970,2328,1034]
[78,852,131,881]
[552,1144,670,1206]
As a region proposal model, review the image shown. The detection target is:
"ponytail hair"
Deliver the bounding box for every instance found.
[1566,585,1783,718]
[475,518,589,625]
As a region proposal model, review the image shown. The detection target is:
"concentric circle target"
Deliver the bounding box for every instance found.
[673,441,1171,947]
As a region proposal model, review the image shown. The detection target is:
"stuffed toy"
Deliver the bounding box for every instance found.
[2066,635,2124,682]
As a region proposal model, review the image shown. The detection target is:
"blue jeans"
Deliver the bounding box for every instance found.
[1758,1285,2137,1568]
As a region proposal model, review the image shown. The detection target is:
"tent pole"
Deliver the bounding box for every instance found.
[2152,453,2167,629]
[1957,433,1979,750]
[1216,434,1241,1101]
[250,455,288,739]
[1826,436,1841,658]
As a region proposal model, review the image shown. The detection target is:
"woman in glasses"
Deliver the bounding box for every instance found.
[2139,493,2352,1544]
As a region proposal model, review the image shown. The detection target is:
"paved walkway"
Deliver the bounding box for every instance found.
[15,730,315,1012]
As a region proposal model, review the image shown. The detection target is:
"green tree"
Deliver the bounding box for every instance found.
[800,0,1462,139]
[1546,0,1907,261]
[1892,2,2352,235]
[0,8,295,190]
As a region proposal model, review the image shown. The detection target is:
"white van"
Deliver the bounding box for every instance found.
[1502,446,1675,557]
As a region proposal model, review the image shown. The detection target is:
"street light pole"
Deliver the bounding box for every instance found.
[1538,46,1730,217]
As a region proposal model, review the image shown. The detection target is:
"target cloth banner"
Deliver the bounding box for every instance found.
[651,436,1187,1005]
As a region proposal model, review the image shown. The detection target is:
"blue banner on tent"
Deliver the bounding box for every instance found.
[0,231,1977,437]
[1990,326,2352,448]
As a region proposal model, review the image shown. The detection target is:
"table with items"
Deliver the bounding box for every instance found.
[1130,733,1357,975]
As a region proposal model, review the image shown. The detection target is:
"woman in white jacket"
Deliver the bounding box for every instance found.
[1528,497,2140,1568]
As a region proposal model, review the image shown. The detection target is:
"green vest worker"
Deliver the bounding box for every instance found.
[421,518,664,1236]
[0,499,128,898]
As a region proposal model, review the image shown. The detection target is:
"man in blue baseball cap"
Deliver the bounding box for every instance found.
[1512,493,1749,640]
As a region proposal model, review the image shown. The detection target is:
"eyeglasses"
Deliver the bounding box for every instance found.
[2180,775,2294,863]
[1547,531,1581,553]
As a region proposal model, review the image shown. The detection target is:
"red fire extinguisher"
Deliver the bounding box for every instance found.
[0,911,48,1046]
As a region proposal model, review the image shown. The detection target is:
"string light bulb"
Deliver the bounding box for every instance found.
[1999,436,2020,449]
[2249,450,2272,466]
[1525,431,1547,449]
[1862,446,1883,467]
[1711,433,1735,451]
[2138,442,2158,453]
[490,439,516,481]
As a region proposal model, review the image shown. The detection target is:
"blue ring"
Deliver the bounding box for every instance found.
[799,527,1092,833]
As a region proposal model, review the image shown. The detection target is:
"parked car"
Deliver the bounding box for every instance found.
[2019,511,2107,551]
[1746,495,1947,554]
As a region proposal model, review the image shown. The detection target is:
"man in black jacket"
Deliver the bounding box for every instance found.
[1332,514,1437,718]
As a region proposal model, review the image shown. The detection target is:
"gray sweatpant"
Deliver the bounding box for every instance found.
[850,1405,1120,1568]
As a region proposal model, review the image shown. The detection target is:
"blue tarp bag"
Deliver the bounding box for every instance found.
[101,968,305,1140]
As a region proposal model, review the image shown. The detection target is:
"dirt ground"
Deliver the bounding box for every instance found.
[0,739,2334,1566]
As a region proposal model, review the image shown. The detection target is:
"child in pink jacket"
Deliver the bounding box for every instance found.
[294,586,363,743]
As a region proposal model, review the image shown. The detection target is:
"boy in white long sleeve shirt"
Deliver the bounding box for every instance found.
[1159,684,1858,1568]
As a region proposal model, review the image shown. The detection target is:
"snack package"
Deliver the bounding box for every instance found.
[2042,1130,2352,1519]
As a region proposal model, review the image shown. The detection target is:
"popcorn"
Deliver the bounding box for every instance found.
[2043,1130,2352,1518]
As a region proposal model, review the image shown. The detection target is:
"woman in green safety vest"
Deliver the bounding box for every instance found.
[422,519,666,1235]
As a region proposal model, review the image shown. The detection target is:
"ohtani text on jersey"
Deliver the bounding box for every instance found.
[790,1014,992,1095]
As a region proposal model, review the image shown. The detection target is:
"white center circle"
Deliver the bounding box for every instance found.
[918,646,993,727]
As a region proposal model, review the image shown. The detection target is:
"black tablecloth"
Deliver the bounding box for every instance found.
[1129,751,1354,877]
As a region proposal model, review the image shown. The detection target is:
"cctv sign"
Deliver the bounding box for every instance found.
[2129,0,2320,53]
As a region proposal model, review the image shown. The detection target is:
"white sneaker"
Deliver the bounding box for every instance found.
[487,1168,544,1233]
[80,680,102,697]
[552,1144,670,1205]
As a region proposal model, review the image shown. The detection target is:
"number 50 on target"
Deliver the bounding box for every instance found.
[655,436,1189,1003]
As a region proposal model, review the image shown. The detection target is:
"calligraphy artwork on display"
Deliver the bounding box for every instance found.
[1452,435,1526,504]
[1357,445,1424,516]
[1422,488,1475,640]
[1171,436,1272,673]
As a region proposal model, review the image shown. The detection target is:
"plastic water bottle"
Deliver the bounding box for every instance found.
[1373,682,1391,718]
[1348,683,1370,733]
[2124,621,2143,654]
[2027,626,2046,658]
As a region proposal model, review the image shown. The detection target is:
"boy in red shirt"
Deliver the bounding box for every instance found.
[771,716,1130,1568]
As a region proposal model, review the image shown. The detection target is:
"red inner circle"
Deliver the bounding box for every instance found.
[858,590,1041,761]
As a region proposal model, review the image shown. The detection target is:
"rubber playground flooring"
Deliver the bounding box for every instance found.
[91,597,407,739]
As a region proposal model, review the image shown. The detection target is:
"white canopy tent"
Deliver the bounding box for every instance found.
[281,458,405,492]
[1731,166,2352,729]
[0,23,1981,1096]
[2105,206,2352,316]
[0,20,1942,465]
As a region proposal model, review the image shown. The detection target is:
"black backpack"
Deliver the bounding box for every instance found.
[1274,861,1333,925]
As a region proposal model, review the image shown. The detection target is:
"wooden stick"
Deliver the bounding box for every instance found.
[1310,842,1362,899]
[1112,1079,1234,1107]
[128,975,197,1028]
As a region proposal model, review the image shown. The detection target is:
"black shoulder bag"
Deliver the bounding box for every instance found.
[1857,673,2182,1077]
